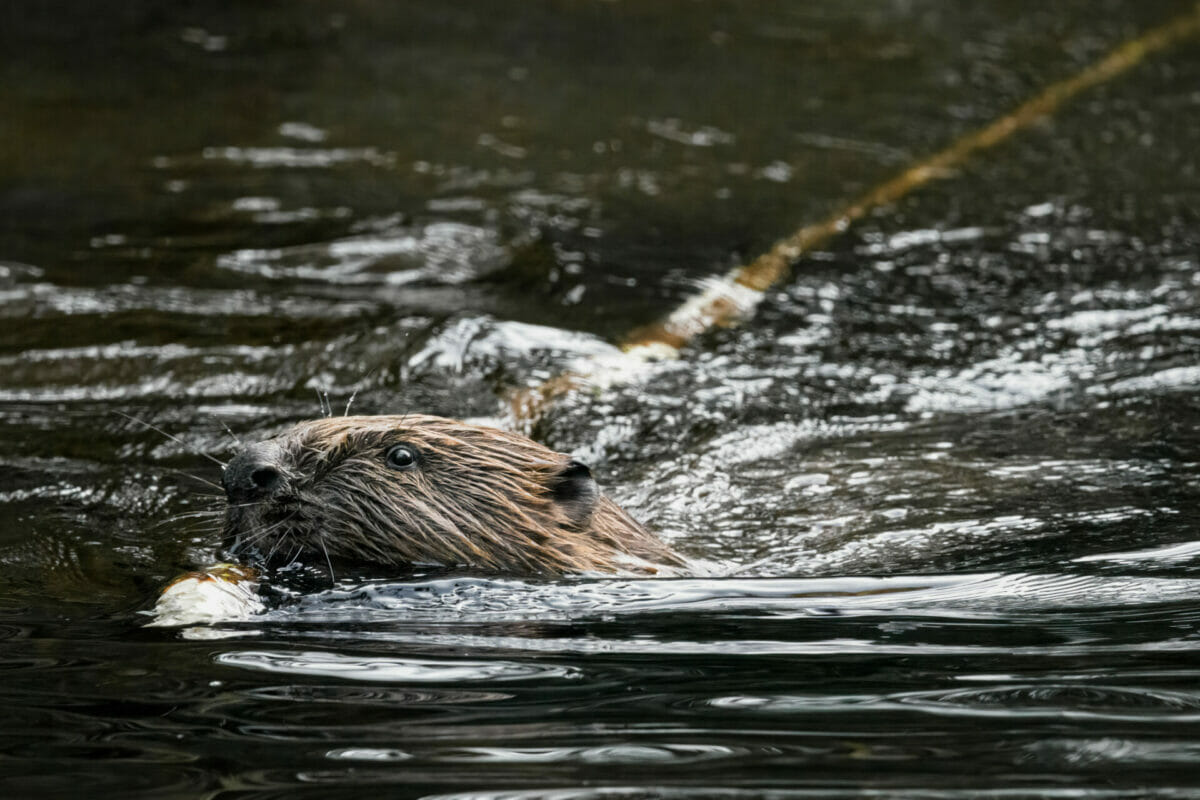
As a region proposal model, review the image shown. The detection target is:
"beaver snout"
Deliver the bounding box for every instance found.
[223,442,285,504]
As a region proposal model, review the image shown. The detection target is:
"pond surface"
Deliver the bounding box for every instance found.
[3,1,1200,797]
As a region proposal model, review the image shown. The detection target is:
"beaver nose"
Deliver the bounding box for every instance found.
[223,443,284,503]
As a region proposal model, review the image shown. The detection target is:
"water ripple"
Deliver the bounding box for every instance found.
[216,650,579,683]
[217,222,508,285]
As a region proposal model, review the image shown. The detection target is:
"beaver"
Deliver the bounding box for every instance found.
[220,414,685,575]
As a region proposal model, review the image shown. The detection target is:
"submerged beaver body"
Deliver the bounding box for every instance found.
[221,414,684,575]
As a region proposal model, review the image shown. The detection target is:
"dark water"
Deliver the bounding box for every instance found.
[4,1,1200,797]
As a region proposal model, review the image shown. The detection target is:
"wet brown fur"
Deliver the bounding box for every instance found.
[222,415,685,575]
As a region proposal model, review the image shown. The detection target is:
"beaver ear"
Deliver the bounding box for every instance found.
[548,459,599,527]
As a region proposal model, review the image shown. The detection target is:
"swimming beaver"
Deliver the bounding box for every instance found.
[221,415,685,575]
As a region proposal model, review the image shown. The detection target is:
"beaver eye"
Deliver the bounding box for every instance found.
[385,444,419,470]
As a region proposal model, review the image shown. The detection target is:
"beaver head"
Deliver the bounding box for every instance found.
[220,414,683,575]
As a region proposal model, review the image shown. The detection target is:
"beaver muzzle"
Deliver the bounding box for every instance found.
[222,442,285,504]
[221,441,302,560]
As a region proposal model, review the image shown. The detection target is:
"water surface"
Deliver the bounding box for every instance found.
[2,1,1200,797]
